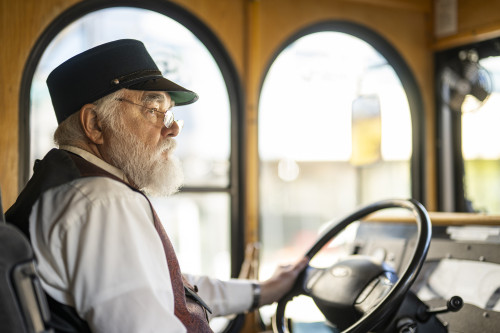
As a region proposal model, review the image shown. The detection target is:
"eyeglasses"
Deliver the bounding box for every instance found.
[115,97,180,129]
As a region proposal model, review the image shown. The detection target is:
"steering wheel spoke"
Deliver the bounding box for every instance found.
[354,273,397,314]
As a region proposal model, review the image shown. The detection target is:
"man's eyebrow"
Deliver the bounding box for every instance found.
[143,93,166,102]
[143,93,175,109]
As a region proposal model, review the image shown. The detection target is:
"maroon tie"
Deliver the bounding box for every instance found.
[150,207,214,332]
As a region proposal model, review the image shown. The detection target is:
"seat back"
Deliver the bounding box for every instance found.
[0,189,53,333]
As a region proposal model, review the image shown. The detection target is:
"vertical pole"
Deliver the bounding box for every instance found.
[242,0,263,331]
[244,0,261,259]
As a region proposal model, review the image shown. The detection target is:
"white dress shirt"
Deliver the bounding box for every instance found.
[30,146,253,333]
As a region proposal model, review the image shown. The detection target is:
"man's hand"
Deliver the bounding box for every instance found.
[259,257,309,306]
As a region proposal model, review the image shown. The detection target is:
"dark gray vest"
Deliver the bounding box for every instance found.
[6,149,212,333]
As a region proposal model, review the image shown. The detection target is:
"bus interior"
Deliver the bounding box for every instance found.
[2,0,500,332]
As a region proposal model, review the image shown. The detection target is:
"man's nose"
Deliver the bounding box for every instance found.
[161,120,181,137]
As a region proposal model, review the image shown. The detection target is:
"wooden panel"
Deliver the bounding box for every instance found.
[341,0,432,12]
[171,0,245,77]
[249,0,436,209]
[0,0,79,209]
[434,0,500,50]
[366,211,500,226]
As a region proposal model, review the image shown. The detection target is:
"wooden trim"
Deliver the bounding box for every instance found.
[339,0,431,12]
[364,212,500,226]
[433,23,500,51]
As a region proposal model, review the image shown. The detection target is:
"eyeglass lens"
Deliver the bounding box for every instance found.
[164,110,175,128]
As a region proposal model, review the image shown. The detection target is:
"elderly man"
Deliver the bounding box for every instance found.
[6,39,307,333]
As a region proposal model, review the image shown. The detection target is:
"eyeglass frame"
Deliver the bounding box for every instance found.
[115,97,177,128]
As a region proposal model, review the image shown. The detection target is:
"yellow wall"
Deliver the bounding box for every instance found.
[434,0,500,50]
[0,0,74,210]
[2,0,500,220]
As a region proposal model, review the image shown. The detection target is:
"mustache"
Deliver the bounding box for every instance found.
[156,138,177,154]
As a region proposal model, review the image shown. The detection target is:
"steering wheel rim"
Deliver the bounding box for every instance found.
[272,198,432,333]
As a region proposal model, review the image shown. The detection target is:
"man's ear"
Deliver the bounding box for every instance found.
[79,104,104,144]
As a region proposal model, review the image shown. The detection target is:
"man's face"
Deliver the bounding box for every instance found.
[114,90,178,147]
[102,89,184,196]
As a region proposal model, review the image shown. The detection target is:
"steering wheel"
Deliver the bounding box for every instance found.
[272,199,431,333]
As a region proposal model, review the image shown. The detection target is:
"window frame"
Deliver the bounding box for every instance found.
[258,20,426,205]
[19,0,246,277]
[435,37,500,212]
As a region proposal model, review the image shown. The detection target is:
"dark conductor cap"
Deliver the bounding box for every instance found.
[46,39,198,124]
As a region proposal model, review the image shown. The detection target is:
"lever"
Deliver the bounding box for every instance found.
[417,296,463,322]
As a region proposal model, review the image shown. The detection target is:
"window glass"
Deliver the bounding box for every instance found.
[462,56,500,213]
[29,7,232,280]
[151,193,230,278]
[258,31,412,323]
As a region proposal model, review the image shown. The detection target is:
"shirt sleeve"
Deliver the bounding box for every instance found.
[184,274,254,317]
[30,177,187,333]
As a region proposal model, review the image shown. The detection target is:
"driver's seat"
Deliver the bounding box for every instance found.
[0,187,53,333]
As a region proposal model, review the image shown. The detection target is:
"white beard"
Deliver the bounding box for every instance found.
[106,129,184,197]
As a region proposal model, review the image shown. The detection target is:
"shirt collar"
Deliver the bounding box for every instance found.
[59,145,130,184]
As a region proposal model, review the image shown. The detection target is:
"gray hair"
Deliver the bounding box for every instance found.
[53,89,126,147]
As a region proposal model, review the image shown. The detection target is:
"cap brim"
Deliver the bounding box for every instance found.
[127,78,198,106]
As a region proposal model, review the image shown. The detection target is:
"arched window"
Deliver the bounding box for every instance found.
[258,22,423,324]
[21,1,243,281]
